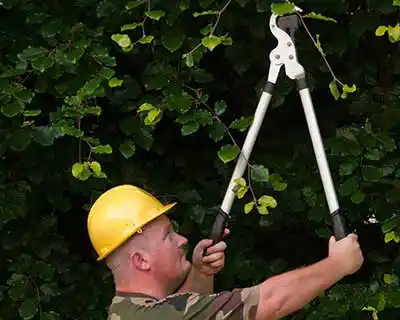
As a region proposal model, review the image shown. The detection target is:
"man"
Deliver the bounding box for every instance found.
[87,184,364,319]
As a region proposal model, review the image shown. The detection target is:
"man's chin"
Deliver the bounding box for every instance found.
[185,260,192,272]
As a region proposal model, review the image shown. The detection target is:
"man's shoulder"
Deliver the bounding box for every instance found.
[108,291,206,312]
[108,287,259,319]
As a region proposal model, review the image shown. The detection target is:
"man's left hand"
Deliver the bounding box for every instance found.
[192,228,229,277]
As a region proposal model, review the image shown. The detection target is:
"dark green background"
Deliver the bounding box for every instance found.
[0,0,399,318]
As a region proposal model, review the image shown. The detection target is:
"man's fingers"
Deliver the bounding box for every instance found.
[348,233,358,241]
[196,239,213,252]
[202,252,224,263]
[205,241,227,255]
[210,259,225,269]
[223,228,230,237]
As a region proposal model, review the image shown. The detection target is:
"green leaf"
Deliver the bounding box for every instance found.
[72,163,84,178]
[125,0,144,9]
[343,84,357,93]
[31,57,54,72]
[250,164,269,182]
[339,161,358,176]
[85,106,102,116]
[121,23,141,31]
[269,173,287,191]
[384,231,394,243]
[111,34,132,48]
[303,12,337,23]
[89,161,102,176]
[202,35,221,51]
[162,27,185,52]
[362,165,382,182]
[364,148,385,161]
[7,129,32,151]
[72,163,91,181]
[381,216,400,233]
[302,187,317,207]
[139,35,154,44]
[314,34,326,56]
[7,274,28,302]
[229,116,253,132]
[23,109,41,117]
[244,201,255,214]
[214,101,226,115]
[208,121,225,141]
[234,177,246,187]
[235,185,248,199]
[42,311,62,320]
[182,122,200,136]
[14,89,35,103]
[339,176,359,196]
[144,108,162,125]
[1,101,24,117]
[193,10,218,17]
[32,261,54,281]
[17,47,49,61]
[138,103,155,112]
[388,23,400,43]
[91,144,112,154]
[329,80,340,100]
[119,140,136,159]
[108,77,123,87]
[145,10,165,20]
[18,298,37,320]
[394,0,400,6]
[79,78,101,97]
[385,188,400,203]
[271,2,295,16]
[351,190,365,204]
[258,195,277,208]
[184,53,194,67]
[33,126,56,146]
[257,206,269,215]
[218,144,240,163]
[383,273,398,284]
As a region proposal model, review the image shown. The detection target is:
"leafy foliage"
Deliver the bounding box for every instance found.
[0,0,399,319]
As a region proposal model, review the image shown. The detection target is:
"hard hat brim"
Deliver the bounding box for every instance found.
[96,201,176,261]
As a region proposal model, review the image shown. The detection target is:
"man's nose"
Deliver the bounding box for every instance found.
[178,234,188,246]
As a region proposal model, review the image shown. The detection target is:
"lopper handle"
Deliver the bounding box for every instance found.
[331,209,348,240]
[209,209,229,244]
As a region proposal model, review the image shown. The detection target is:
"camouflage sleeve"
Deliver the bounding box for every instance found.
[108,286,260,320]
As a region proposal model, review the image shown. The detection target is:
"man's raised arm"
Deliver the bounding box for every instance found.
[254,234,364,320]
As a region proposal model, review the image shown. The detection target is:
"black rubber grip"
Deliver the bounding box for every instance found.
[331,209,348,240]
[209,209,229,244]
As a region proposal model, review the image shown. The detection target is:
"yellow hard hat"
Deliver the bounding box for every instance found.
[87,184,176,261]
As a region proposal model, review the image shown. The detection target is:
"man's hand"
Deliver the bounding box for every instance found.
[192,228,229,277]
[328,233,364,276]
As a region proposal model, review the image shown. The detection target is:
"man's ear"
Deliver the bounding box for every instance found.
[131,250,151,271]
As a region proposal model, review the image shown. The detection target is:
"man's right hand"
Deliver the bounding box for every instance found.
[328,233,364,276]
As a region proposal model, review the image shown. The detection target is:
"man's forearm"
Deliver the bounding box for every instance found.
[259,257,345,319]
[177,265,214,294]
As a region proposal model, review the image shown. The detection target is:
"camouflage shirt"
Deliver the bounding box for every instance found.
[107,286,260,319]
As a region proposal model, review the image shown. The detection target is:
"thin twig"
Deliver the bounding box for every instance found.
[183,84,258,203]
[184,0,233,56]
[210,0,233,35]
[297,13,344,86]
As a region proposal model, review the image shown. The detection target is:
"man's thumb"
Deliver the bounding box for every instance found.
[196,239,213,253]
[329,236,336,248]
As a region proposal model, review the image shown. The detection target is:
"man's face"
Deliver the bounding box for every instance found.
[147,215,191,291]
